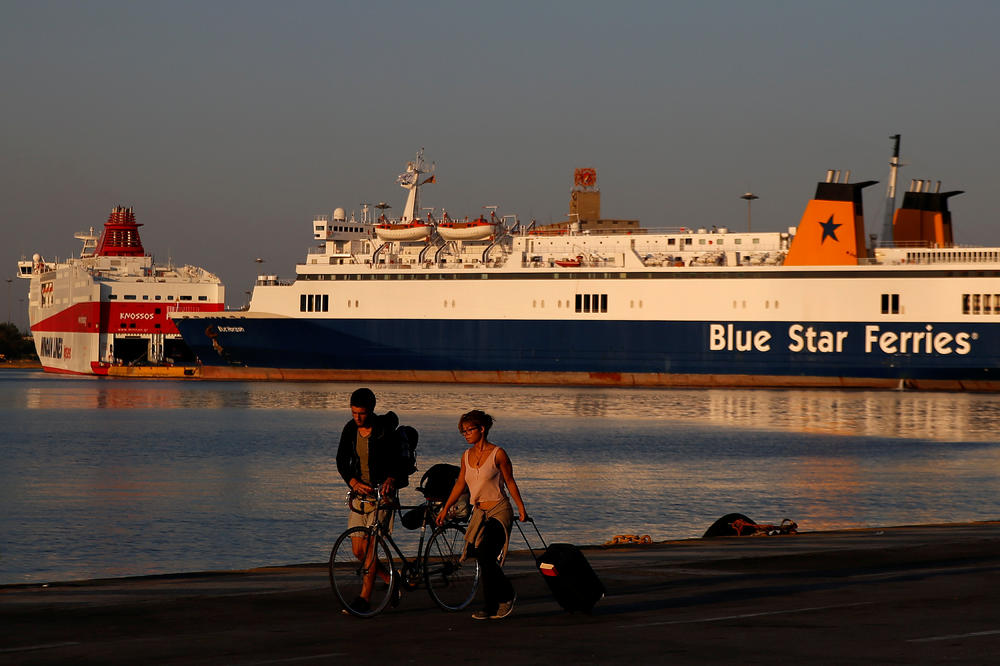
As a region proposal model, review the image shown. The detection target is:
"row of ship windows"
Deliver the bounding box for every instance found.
[962,293,1000,315]
[316,225,365,234]
[108,294,208,301]
[297,291,1000,317]
[303,293,613,313]
[301,294,330,312]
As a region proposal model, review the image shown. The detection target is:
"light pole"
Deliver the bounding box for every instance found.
[6,278,11,324]
[740,192,759,232]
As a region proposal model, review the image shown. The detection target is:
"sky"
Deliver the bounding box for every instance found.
[3,0,1000,320]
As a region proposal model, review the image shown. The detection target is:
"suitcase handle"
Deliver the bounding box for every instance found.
[514,517,548,560]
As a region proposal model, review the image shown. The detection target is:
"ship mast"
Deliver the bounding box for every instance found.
[879,134,901,246]
[397,149,434,223]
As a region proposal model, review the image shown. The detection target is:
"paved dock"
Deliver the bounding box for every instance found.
[2,522,999,664]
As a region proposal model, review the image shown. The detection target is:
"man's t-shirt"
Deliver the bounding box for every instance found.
[356,431,371,485]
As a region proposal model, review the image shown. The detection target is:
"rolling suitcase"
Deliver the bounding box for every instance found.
[516,519,605,613]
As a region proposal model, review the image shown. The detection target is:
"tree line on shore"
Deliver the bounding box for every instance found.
[0,322,37,361]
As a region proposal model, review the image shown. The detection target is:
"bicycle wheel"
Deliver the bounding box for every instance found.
[329,526,395,618]
[424,523,479,611]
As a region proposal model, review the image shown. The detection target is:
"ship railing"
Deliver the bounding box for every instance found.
[166,304,211,313]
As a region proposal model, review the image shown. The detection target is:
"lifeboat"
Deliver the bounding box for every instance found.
[437,217,495,241]
[555,255,584,267]
[374,222,433,241]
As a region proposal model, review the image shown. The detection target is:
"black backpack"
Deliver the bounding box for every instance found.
[395,425,418,489]
[417,463,460,501]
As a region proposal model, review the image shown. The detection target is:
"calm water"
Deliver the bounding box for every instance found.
[1,370,999,585]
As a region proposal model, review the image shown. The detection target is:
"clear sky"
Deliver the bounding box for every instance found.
[3,0,1000,318]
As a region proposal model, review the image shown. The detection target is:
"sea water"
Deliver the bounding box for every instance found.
[1,370,998,584]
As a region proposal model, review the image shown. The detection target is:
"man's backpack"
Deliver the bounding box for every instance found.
[395,425,418,488]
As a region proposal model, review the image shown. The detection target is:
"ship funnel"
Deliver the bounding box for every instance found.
[95,205,146,257]
[784,174,878,266]
[891,181,963,248]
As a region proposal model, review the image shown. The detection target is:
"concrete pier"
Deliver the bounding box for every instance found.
[2,521,998,664]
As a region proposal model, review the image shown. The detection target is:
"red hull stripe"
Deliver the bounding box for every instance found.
[31,302,223,335]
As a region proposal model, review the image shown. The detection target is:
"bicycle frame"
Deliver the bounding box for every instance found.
[347,490,454,588]
[331,488,479,616]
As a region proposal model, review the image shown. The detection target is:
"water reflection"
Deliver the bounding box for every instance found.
[3,371,999,584]
[12,377,1000,442]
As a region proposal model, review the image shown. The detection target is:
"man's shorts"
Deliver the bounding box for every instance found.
[348,493,395,532]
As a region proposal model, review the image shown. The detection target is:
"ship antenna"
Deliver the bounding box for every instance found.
[878,134,902,246]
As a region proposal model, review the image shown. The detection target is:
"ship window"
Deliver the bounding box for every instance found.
[752,238,760,244]
[143,295,149,300]
[155,308,161,314]
[684,238,692,245]
[323,294,329,312]
[109,295,118,300]
[881,293,900,314]
[583,294,591,312]
[600,294,608,313]
[962,294,970,314]
[124,294,136,300]
[129,323,136,328]
[300,294,307,311]
[734,238,742,245]
[668,238,676,245]
[308,294,315,312]
[575,294,582,312]
[698,239,706,245]
[180,295,192,301]
[154,324,161,329]
[973,294,982,314]
[985,294,993,315]
[198,296,207,301]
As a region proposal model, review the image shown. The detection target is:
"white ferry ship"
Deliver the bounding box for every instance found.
[17,206,225,376]
[172,145,1000,390]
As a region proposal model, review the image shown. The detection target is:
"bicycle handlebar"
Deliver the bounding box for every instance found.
[346,487,400,515]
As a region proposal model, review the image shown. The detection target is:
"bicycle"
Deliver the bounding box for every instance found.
[329,486,480,618]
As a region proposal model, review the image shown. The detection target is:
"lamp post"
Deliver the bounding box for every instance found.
[6,278,11,324]
[740,192,759,232]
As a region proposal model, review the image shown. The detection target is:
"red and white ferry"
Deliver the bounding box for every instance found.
[16,206,225,376]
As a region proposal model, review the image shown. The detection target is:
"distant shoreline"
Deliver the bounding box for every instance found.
[0,360,41,369]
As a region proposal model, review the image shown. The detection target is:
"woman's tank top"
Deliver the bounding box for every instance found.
[464,447,506,504]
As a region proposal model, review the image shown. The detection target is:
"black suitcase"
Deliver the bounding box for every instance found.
[517,520,605,612]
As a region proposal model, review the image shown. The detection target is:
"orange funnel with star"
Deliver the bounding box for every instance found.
[784,176,877,266]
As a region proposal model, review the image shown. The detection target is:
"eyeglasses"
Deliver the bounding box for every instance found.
[460,427,481,435]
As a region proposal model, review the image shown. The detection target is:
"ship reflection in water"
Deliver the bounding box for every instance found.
[3,372,998,584]
[19,381,1000,442]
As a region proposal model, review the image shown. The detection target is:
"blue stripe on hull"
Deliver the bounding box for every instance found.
[173,318,1000,382]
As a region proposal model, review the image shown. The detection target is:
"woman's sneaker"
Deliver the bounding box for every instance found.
[471,609,491,620]
[491,595,516,619]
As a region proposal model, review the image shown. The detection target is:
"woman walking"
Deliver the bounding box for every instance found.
[437,410,528,620]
